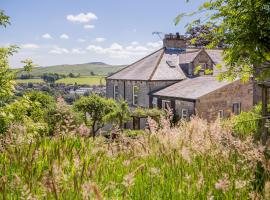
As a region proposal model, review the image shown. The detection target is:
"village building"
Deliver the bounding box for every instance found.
[106,33,257,129]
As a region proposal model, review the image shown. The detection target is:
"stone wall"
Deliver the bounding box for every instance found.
[195,80,254,121]
[106,79,177,108]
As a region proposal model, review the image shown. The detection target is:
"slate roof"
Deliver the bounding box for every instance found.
[107,48,187,81]
[107,47,225,81]
[152,76,236,100]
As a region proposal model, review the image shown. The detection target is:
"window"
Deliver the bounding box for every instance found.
[113,85,119,100]
[152,97,158,108]
[133,86,139,106]
[182,109,188,119]
[198,63,207,75]
[162,100,171,110]
[232,103,241,115]
[218,110,224,118]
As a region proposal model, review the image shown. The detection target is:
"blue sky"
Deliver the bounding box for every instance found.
[0,0,204,68]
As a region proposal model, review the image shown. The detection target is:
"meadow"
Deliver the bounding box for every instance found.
[1,115,269,199]
[15,76,105,86]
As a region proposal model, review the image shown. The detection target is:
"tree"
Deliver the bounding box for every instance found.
[105,99,131,132]
[185,24,225,48]
[21,58,36,77]
[73,94,116,138]
[0,10,10,27]
[176,0,270,81]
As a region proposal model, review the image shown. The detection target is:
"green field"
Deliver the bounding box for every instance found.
[56,76,105,85]
[15,79,44,83]
[15,62,125,77]
[16,76,105,85]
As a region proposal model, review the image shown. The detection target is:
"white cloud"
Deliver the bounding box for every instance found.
[147,41,163,48]
[71,48,86,54]
[126,45,148,52]
[131,41,139,46]
[86,42,151,59]
[77,38,86,43]
[84,24,95,29]
[49,46,69,54]
[60,34,69,39]
[67,12,97,23]
[42,33,52,39]
[95,37,106,42]
[20,43,40,50]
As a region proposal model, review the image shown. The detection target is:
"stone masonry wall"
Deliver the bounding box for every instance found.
[196,80,254,121]
[106,79,177,108]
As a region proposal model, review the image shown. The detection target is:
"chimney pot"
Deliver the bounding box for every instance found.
[163,33,186,49]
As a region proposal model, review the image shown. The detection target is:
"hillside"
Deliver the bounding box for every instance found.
[16,62,126,76]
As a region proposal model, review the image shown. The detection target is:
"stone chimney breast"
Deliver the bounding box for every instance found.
[163,33,186,49]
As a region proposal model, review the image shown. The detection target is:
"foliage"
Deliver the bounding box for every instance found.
[132,107,164,119]
[21,58,37,75]
[73,94,116,137]
[0,10,10,27]
[176,0,270,81]
[41,73,63,84]
[185,24,225,48]
[0,117,270,199]
[105,99,131,131]
[228,104,263,139]
[47,97,83,136]
[0,46,18,106]
[0,96,48,135]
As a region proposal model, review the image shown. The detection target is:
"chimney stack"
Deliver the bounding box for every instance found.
[163,32,186,49]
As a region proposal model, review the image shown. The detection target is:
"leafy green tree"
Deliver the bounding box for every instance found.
[21,58,36,77]
[0,46,18,106]
[105,99,131,131]
[176,0,270,81]
[74,94,116,138]
[0,10,10,27]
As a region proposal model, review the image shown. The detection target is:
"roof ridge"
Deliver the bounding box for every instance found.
[149,49,165,80]
[106,47,165,79]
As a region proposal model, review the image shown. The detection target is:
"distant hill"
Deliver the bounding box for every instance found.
[16,62,126,77]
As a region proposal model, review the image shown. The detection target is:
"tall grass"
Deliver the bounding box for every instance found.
[0,116,269,199]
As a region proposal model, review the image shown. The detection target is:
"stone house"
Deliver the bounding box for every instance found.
[106,33,256,128]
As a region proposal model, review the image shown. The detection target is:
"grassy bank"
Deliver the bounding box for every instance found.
[0,117,268,199]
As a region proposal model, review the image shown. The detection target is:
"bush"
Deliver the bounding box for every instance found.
[227,104,262,139]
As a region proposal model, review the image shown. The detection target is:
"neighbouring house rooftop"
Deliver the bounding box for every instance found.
[152,76,237,100]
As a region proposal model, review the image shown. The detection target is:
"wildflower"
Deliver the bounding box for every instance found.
[122,160,131,167]
[123,172,135,188]
[235,180,247,189]
[150,167,160,176]
[215,176,230,192]
[181,147,191,164]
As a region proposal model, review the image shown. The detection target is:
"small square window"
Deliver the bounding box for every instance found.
[182,109,188,119]
[218,110,224,118]
[232,103,241,115]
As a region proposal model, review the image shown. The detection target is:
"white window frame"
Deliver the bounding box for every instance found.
[232,103,241,115]
[152,97,158,108]
[182,109,188,119]
[218,110,224,118]
[162,100,171,110]
[113,85,119,100]
[133,86,139,106]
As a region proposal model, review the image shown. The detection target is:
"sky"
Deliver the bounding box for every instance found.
[0,0,205,68]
